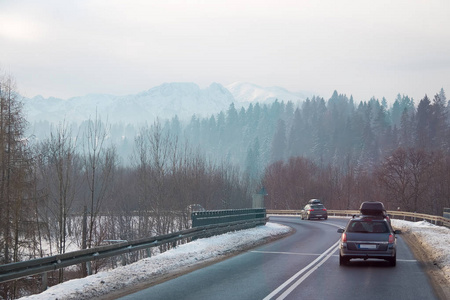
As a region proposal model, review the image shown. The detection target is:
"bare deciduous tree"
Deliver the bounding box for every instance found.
[82,114,117,250]
[376,148,435,212]
[38,122,82,282]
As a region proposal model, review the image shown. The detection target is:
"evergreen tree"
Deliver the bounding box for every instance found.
[244,138,261,181]
[287,108,304,157]
[391,96,402,127]
[431,92,448,150]
[271,119,286,163]
[415,95,432,150]
[399,107,414,148]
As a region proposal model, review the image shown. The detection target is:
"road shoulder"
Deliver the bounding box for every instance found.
[98,227,294,300]
[401,232,450,300]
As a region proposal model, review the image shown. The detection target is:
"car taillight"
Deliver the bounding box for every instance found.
[323,208,327,211]
[341,233,347,242]
[388,234,394,243]
[309,209,314,211]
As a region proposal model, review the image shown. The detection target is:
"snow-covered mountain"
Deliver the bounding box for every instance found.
[22,82,308,126]
[226,82,309,105]
[23,83,235,125]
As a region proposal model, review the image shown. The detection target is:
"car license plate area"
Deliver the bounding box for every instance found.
[358,244,377,250]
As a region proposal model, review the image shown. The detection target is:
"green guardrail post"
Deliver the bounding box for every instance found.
[86,261,92,276]
[41,272,48,291]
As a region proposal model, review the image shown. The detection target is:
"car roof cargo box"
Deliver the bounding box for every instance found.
[360,201,386,216]
[308,199,321,204]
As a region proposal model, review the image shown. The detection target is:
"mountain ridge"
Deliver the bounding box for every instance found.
[23,82,308,125]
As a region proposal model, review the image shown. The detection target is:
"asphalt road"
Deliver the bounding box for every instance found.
[118,216,439,300]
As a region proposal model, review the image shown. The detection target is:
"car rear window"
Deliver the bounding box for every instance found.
[311,204,325,209]
[347,221,388,233]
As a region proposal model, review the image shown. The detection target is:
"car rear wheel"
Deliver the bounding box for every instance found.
[339,254,349,266]
[389,254,396,267]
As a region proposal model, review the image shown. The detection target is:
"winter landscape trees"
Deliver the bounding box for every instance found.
[0,79,252,298]
[0,75,35,298]
[1,71,450,299]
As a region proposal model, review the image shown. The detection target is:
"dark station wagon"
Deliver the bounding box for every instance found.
[337,203,400,266]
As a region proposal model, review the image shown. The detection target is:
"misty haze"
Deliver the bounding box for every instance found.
[1,1,450,299]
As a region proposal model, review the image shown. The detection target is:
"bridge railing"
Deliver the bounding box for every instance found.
[192,208,267,227]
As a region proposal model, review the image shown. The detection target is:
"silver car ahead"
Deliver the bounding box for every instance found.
[337,216,401,266]
[301,203,328,220]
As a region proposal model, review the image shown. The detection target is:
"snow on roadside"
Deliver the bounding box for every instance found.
[20,223,291,300]
[391,219,450,284]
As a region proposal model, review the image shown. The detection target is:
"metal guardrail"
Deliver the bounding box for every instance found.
[266,209,359,216]
[0,217,267,284]
[267,209,450,227]
[386,211,450,227]
[444,207,450,220]
[192,208,267,227]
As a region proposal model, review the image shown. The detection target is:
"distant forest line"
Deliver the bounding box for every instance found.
[29,88,450,215]
[31,89,447,170]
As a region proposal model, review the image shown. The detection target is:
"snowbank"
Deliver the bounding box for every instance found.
[392,219,450,284]
[20,223,291,300]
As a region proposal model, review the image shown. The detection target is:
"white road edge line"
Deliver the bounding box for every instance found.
[262,240,340,300]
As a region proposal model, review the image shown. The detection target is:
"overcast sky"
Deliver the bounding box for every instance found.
[1,0,449,104]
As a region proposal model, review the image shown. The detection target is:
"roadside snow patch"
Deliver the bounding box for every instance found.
[392,219,450,284]
[19,223,291,300]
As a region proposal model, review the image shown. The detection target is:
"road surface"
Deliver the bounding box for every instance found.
[118,216,438,300]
